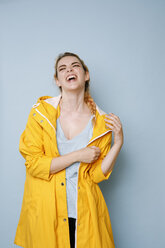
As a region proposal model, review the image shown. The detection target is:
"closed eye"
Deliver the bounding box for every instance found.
[59,68,65,71]
[58,63,80,72]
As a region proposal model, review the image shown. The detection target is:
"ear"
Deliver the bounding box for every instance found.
[55,78,61,87]
[85,71,90,81]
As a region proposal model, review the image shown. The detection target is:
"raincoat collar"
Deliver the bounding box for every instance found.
[32,93,112,145]
[36,93,107,116]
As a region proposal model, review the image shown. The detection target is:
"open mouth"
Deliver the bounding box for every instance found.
[66,74,77,82]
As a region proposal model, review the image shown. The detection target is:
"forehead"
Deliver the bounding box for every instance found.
[57,56,80,67]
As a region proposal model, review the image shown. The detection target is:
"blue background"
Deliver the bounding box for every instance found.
[0,0,164,247]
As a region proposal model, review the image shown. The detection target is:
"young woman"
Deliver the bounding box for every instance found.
[14,52,123,248]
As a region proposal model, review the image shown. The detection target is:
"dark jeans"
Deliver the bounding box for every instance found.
[68,217,76,248]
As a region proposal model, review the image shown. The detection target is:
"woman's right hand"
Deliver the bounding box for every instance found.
[76,146,101,163]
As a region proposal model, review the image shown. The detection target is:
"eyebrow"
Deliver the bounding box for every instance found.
[58,61,81,70]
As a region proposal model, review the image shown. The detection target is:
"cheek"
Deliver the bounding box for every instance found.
[78,69,86,78]
[57,73,65,81]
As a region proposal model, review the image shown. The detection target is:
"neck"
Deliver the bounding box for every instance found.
[59,91,87,113]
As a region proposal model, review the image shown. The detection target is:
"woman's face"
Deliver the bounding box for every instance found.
[56,56,89,91]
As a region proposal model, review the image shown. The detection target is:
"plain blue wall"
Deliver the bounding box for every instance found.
[0,0,165,247]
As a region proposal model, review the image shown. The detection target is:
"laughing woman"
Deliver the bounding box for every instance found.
[14,52,124,248]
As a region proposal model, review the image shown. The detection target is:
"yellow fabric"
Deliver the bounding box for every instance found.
[14,95,115,248]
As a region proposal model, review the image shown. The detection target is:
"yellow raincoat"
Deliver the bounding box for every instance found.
[14,93,115,248]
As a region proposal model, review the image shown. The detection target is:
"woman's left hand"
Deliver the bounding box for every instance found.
[104,113,124,148]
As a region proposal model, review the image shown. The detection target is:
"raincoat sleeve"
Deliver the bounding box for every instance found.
[89,131,113,184]
[19,108,55,181]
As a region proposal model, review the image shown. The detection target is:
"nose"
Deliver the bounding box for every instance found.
[67,66,73,72]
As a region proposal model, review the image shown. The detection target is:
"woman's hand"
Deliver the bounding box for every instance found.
[76,146,101,163]
[104,113,124,148]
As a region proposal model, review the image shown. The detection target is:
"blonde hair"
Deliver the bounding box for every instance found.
[54,52,96,126]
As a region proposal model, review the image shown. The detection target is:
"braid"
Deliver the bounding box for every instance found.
[84,88,96,127]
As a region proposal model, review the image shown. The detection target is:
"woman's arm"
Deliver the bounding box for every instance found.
[101,143,122,177]
[50,146,101,174]
[101,112,124,176]
[50,151,79,174]
[19,109,56,181]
